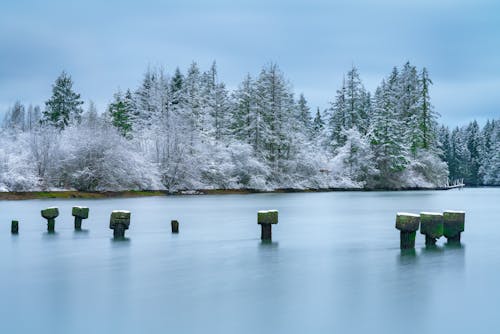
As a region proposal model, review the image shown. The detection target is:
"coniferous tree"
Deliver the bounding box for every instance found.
[108,90,134,137]
[296,93,312,134]
[231,74,255,144]
[418,68,438,150]
[43,71,84,129]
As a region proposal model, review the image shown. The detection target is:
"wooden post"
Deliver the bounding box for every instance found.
[258,210,278,241]
[171,220,179,233]
[395,213,420,249]
[11,220,19,234]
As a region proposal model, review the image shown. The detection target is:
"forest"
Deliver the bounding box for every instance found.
[0,62,498,192]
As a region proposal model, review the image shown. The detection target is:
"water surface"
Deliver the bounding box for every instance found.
[1,188,498,333]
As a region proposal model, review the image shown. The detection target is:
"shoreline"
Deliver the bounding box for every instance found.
[0,186,483,200]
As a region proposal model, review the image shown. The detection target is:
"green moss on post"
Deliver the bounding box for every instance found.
[11,220,19,234]
[443,210,465,244]
[420,212,443,246]
[110,210,131,239]
[41,207,59,233]
[258,210,278,241]
[171,220,179,233]
[395,213,420,249]
[72,206,89,230]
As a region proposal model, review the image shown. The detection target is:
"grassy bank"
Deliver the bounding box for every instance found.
[0,186,466,200]
[0,190,168,200]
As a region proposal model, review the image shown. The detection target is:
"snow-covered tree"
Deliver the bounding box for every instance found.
[43,71,84,129]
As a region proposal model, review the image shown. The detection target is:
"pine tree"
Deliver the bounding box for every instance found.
[398,62,421,154]
[418,67,439,150]
[465,120,482,185]
[108,89,134,137]
[296,93,312,134]
[328,77,347,148]
[312,107,325,139]
[370,70,409,186]
[43,71,84,129]
[231,74,255,144]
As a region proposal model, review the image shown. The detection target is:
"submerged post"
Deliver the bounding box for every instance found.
[110,210,131,239]
[395,213,420,249]
[72,206,89,230]
[41,207,59,233]
[11,220,19,234]
[443,210,465,244]
[257,210,278,241]
[171,220,179,233]
[420,212,443,246]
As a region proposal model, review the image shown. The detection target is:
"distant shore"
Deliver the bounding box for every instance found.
[0,186,476,200]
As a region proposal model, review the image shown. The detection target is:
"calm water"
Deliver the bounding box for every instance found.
[0,188,498,333]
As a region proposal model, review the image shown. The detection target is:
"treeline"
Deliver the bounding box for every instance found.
[438,120,499,185]
[0,62,498,191]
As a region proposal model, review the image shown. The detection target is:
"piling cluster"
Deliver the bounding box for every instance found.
[395,210,465,249]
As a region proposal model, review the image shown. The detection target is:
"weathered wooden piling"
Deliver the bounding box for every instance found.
[72,206,89,230]
[11,220,19,234]
[109,210,131,239]
[258,210,278,241]
[395,213,420,249]
[41,207,59,233]
[171,220,179,233]
[420,212,443,246]
[443,210,465,243]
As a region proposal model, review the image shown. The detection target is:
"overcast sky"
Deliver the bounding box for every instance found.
[1,0,499,126]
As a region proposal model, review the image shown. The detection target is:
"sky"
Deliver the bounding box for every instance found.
[0,0,499,127]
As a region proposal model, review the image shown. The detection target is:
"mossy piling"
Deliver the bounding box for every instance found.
[420,212,444,246]
[72,206,89,230]
[11,220,19,234]
[110,210,131,239]
[41,207,59,233]
[258,210,278,241]
[395,213,420,249]
[443,210,465,244]
[171,220,179,233]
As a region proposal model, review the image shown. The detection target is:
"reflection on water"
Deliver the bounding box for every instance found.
[0,188,497,334]
[259,240,279,248]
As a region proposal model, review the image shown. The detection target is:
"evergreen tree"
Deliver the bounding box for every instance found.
[328,77,347,148]
[43,71,84,129]
[231,74,255,144]
[312,107,324,137]
[465,120,482,185]
[418,67,438,150]
[108,90,134,137]
[296,93,312,134]
[370,70,409,186]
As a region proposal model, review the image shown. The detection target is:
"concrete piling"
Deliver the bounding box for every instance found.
[72,206,89,230]
[443,210,465,244]
[11,220,19,234]
[258,210,278,241]
[395,213,420,249]
[41,207,59,233]
[110,210,131,239]
[171,220,179,233]
[420,212,444,246]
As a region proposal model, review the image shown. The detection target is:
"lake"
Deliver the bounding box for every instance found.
[0,188,498,334]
